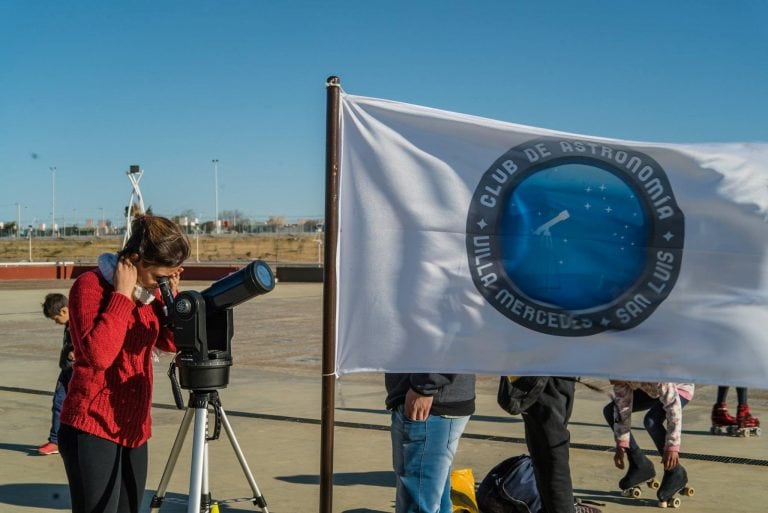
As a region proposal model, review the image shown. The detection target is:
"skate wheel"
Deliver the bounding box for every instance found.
[658,500,668,508]
[670,497,681,508]
[622,487,642,498]
[682,486,695,497]
[755,427,762,436]
[648,479,661,490]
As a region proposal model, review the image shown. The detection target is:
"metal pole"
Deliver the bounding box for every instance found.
[50,166,56,237]
[319,75,341,513]
[213,159,220,234]
[16,203,20,239]
[195,226,200,263]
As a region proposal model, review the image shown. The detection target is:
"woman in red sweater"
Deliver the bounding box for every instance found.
[59,215,190,513]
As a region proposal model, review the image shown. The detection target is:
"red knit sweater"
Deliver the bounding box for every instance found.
[60,269,175,447]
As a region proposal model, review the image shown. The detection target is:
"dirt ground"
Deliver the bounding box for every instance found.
[0,281,766,513]
[0,233,324,264]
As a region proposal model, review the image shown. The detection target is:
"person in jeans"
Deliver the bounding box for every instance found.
[385,373,476,513]
[37,292,74,455]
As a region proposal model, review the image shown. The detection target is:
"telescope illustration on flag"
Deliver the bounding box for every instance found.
[533,209,570,237]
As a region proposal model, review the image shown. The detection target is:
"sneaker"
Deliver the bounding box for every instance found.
[37,442,59,455]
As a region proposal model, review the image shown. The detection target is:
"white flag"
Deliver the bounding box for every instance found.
[336,93,768,387]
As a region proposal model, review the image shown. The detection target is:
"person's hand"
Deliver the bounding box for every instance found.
[168,267,184,294]
[404,388,433,421]
[614,447,626,469]
[662,450,679,471]
[114,257,137,299]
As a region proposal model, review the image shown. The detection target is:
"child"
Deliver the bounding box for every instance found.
[39,292,74,455]
[603,381,694,506]
[711,386,760,434]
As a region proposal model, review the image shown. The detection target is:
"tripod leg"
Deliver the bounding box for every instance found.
[201,438,213,512]
[187,406,208,513]
[150,407,195,512]
[218,407,270,512]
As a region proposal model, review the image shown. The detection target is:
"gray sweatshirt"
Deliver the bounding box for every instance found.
[385,373,476,416]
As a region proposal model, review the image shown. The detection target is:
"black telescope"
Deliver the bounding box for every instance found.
[168,260,275,391]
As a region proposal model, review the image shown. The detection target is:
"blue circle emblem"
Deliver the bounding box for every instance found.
[466,138,684,336]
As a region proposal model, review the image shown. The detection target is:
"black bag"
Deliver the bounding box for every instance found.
[476,454,542,513]
[497,376,549,415]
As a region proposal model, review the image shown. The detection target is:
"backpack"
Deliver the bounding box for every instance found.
[496,376,549,416]
[476,454,542,513]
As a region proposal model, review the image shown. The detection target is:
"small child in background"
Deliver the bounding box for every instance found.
[711,385,760,435]
[603,381,694,506]
[38,293,74,455]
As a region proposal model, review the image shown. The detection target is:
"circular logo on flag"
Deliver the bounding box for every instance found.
[466,138,685,336]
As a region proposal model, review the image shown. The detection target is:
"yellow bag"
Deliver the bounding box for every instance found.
[451,468,479,513]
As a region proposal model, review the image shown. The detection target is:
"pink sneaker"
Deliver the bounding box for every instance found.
[37,442,59,455]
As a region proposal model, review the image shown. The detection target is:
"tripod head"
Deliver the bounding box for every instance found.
[166,260,275,391]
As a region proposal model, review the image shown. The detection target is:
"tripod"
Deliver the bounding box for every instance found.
[150,390,269,513]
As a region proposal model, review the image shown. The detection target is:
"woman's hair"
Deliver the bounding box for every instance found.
[118,215,190,267]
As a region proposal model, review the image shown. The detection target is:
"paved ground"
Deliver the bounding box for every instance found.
[0,280,766,512]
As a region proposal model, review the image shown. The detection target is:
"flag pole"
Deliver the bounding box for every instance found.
[320,75,341,513]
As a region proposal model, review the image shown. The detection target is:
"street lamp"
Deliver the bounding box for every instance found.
[28,225,33,262]
[50,166,56,237]
[99,207,105,236]
[15,202,21,239]
[212,159,220,234]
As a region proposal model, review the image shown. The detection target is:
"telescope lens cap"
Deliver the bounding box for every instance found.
[254,261,275,290]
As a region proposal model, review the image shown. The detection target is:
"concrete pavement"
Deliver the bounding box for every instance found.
[0,281,766,512]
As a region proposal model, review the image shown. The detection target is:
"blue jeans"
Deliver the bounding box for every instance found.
[49,378,67,444]
[390,405,469,513]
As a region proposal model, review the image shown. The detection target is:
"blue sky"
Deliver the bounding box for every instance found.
[1,1,766,230]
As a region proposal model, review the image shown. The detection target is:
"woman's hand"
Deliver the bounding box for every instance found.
[168,267,184,294]
[114,257,138,299]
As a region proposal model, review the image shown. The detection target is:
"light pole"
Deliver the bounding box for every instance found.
[15,202,21,239]
[212,159,220,234]
[193,220,200,263]
[50,166,56,237]
[99,207,105,236]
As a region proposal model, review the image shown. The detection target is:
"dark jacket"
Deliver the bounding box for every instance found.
[385,373,476,417]
[58,325,74,388]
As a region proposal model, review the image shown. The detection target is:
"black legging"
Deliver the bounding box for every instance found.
[58,424,148,513]
[716,386,748,405]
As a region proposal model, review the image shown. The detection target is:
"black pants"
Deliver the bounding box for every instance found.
[58,424,148,513]
[522,377,576,513]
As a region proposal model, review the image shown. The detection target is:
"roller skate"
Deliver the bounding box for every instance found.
[657,465,694,508]
[731,404,761,437]
[619,448,659,499]
[710,402,738,435]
